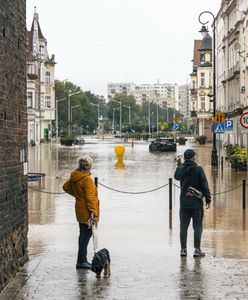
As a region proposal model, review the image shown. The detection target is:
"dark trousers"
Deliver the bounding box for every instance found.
[180,207,204,249]
[77,223,92,264]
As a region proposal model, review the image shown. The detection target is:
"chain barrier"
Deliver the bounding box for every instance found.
[29,180,243,197]
[28,186,65,194]
[28,182,169,195]
[98,182,169,194]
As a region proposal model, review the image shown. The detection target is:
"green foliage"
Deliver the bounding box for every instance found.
[230,147,247,165]
[55,81,187,135]
[225,144,238,157]
[196,135,207,144]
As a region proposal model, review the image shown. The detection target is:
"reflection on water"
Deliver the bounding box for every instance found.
[28,142,248,260]
[179,258,204,299]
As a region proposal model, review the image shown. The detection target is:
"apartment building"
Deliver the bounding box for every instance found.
[27,10,56,143]
[216,0,248,146]
[189,30,214,139]
[107,82,187,113]
[178,85,190,118]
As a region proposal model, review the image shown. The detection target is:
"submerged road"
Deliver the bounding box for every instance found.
[1,140,248,299]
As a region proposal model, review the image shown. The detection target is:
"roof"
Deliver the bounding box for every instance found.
[31,13,45,40]
[192,40,201,67]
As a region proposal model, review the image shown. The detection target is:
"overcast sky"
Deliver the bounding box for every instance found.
[26,0,221,98]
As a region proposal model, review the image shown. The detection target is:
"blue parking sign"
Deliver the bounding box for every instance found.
[225,120,233,131]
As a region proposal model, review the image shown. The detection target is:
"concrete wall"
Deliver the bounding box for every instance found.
[0,0,28,292]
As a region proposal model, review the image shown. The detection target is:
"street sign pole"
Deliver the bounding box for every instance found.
[239,112,248,175]
[213,111,226,169]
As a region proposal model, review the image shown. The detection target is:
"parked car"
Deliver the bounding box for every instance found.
[149,138,177,152]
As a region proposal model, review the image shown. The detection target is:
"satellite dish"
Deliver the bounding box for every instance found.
[234,41,240,50]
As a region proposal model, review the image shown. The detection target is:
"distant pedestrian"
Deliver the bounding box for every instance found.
[63,156,99,269]
[174,149,211,257]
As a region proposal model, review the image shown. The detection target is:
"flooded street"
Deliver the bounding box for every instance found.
[2,139,248,299]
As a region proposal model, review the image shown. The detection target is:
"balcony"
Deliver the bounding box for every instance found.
[191,111,197,117]
[27,73,38,80]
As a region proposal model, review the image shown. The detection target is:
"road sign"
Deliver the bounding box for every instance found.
[240,112,248,129]
[214,111,225,123]
[213,122,225,133]
[173,116,180,123]
[225,120,233,131]
[172,123,179,130]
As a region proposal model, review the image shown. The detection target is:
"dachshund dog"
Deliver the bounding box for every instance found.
[91,248,111,278]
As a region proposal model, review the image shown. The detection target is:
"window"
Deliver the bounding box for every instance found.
[209,72,212,87]
[45,72,51,85]
[200,73,205,87]
[45,96,51,108]
[200,97,205,111]
[27,92,33,108]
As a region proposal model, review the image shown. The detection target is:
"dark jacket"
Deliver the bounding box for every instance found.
[174,160,211,209]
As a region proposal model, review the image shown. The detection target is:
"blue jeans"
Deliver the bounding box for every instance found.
[77,223,92,264]
[179,208,204,249]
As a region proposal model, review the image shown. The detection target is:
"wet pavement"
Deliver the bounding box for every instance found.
[1,139,248,299]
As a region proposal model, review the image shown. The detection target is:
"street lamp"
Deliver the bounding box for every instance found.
[198,11,218,168]
[112,99,122,136]
[90,103,100,133]
[68,91,81,135]
[112,107,118,133]
[71,104,80,134]
[148,100,151,135]
[122,104,131,124]
[55,97,67,142]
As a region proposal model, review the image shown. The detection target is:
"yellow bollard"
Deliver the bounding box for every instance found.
[114,145,125,163]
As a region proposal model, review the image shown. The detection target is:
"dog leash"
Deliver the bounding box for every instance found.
[92,224,98,253]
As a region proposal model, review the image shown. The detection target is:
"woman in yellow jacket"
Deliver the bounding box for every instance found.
[63,156,99,269]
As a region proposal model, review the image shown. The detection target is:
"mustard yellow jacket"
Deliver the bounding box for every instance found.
[63,170,100,224]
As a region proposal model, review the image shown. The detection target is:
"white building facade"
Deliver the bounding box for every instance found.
[27,10,56,143]
[215,0,248,146]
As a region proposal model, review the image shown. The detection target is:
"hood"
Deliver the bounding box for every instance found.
[70,170,90,183]
[181,160,197,176]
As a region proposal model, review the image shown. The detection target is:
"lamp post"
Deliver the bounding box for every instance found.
[148,100,151,135]
[68,91,81,135]
[90,103,100,134]
[198,11,218,168]
[112,107,118,133]
[55,97,67,142]
[122,104,131,124]
[156,101,159,137]
[71,104,80,134]
[112,99,122,136]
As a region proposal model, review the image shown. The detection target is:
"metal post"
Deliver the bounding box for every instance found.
[198,11,218,168]
[169,178,172,210]
[221,156,223,173]
[156,100,159,137]
[112,99,122,137]
[68,91,81,135]
[148,100,151,135]
[68,92,70,135]
[120,101,122,137]
[243,179,246,209]
[71,104,80,134]
[56,98,66,142]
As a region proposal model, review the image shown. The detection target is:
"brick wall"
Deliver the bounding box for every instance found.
[0,0,28,292]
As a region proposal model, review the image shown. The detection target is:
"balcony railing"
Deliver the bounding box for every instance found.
[190,111,197,117]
